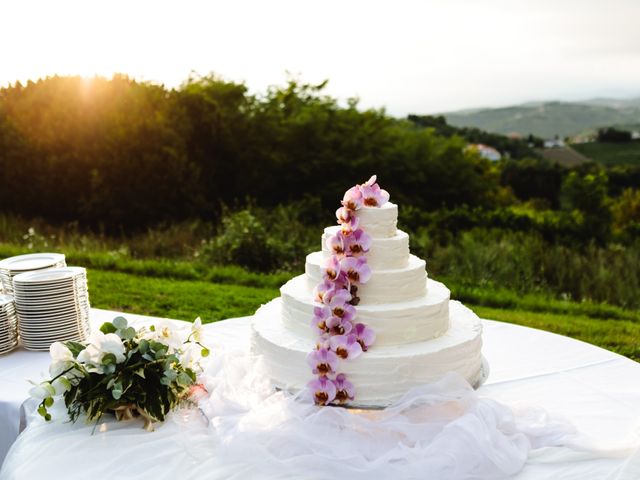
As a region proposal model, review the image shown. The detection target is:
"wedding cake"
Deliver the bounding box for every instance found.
[252,177,484,407]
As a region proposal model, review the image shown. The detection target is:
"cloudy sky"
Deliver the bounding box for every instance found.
[2,0,640,114]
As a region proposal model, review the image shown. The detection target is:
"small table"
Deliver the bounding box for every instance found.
[1,309,640,478]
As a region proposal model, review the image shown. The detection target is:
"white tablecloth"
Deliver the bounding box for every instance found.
[1,308,640,479]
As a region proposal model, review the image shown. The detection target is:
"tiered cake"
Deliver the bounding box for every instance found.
[252,183,483,407]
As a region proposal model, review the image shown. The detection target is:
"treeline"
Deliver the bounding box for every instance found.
[0,75,638,244]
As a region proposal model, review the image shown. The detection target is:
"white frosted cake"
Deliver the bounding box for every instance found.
[252,180,483,407]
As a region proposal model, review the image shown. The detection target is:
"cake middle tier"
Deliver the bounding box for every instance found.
[321,226,410,269]
[280,274,450,346]
[305,251,427,304]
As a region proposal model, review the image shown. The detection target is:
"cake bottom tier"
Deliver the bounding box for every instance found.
[251,298,484,407]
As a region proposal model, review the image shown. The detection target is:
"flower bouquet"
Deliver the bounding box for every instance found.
[30,316,209,431]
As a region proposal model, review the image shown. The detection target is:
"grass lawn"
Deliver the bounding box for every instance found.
[573,140,640,166]
[86,269,640,362]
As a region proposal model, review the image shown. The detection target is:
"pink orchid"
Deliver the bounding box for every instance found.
[326,231,346,257]
[311,306,331,335]
[322,255,341,282]
[322,286,352,307]
[336,207,361,233]
[359,175,390,207]
[333,374,355,404]
[326,316,354,336]
[326,290,356,321]
[354,323,376,352]
[341,186,363,211]
[307,376,337,406]
[306,348,338,377]
[344,229,372,257]
[340,256,372,284]
[313,280,335,303]
[329,334,363,360]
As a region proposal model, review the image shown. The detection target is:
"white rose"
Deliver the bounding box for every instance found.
[49,342,75,377]
[97,333,126,363]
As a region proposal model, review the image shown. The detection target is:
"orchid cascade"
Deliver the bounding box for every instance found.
[30,316,209,431]
[307,175,388,405]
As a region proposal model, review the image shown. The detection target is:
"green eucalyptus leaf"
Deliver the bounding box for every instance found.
[111,382,123,400]
[102,353,117,366]
[100,322,117,334]
[138,339,149,354]
[121,327,136,341]
[112,316,128,330]
[177,372,192,387]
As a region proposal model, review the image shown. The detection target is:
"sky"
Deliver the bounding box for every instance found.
[2,0,640,115]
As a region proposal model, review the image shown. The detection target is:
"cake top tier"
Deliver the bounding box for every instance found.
[354,202,398,238]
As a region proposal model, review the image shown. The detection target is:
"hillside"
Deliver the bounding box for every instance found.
[443,100,640,138]
[573,140,640,166]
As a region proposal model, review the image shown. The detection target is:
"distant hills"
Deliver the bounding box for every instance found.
[442,98,640,139]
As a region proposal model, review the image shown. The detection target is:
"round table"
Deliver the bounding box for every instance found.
[1,308,639,479]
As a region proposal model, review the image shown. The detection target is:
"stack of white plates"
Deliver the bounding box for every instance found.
[0,253,66,295]
[13,267,91,351]
[0,295,18,354]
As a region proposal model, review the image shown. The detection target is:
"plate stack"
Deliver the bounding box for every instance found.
[0,295,19,354]
[0,253,66,295]
[13,267,91,351]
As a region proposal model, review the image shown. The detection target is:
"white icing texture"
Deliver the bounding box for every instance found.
[305,252,427,304]
[322,226,409,270]
[354,202,398,238]
[251,300,483,407]
[280,275,450,345]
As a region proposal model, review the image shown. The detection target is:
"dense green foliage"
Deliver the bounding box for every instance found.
[0,75,501,228]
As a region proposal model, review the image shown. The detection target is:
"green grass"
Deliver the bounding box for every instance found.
[88,270,278,323]
[573,140,640,166]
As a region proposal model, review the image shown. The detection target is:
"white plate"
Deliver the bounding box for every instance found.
[12,267,85,284]
[0,253,65,272]
[14,278,87,289]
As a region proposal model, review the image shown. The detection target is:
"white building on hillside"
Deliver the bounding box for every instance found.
[467,144,502,161]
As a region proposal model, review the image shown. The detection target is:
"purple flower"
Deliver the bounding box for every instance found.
[322,287,352,307]
[354,323,376,352]
[313,280,334,303]
[306,348,338,376]
[329,334,363,360]
[359,175,390,207]
[322,255,341,282]
[345,229,372,257]
[311,306,331,335]
[326,316,353,336]
[325,231,346,257]
[325,290,355,322]
[336,207,360,233]
[307,376,337,406]
[341,186,363,211]
[340,256,372,284]
[333,374,355,404]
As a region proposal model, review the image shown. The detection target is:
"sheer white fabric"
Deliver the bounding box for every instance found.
[168,351,586,479]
